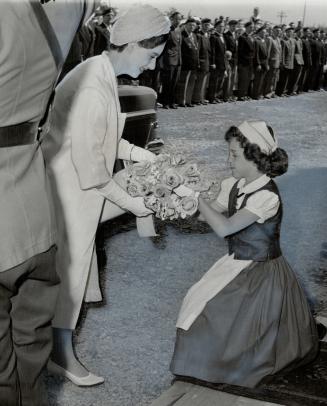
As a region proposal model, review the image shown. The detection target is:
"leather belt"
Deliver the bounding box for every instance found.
[0,123,39,147]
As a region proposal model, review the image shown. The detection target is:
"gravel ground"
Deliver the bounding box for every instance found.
[47,92,327,406]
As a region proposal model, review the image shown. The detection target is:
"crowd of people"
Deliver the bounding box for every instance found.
[146,10,327,106]
[71,5,327,107]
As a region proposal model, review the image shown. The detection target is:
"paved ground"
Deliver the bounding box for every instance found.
[47,91,327,406]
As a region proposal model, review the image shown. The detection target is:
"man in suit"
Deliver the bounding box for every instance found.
[263,25,282,98]
[237,21,255,100]
[287,27,304,95]
[175,18,199,107]
[276,27,296,96]
[299,27,312,92]
[322,31,327,90]
[207,20,228,103]
[160,12,183,109]
[0,1,96,404]
[252,26,269,99]
[223,19,238,101]
[192,18,212,105]
[310,29,325,91]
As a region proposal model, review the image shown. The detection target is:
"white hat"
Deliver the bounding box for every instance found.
[238,121,278,155]
[110,4,170,46]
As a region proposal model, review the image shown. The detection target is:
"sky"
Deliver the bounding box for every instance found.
[111,0,327,26]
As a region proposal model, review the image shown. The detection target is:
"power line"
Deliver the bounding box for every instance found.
[277,10,287,24]
[302,0,307,25]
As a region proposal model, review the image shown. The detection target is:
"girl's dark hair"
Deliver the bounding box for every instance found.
[225,126,288,178]
[109,33,169,53]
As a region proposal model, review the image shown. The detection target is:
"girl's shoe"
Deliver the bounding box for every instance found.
[47,359,104,387]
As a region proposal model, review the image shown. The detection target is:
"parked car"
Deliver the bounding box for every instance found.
[118,84,163,153]
[114,84,164,173]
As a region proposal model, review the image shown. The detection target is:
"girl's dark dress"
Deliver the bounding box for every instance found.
[170,177,319,388]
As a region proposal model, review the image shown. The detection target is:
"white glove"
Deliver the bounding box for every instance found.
[130,146,156,162]
[96,180,153,217]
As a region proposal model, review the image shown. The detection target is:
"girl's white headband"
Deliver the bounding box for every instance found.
[238,121,278,155]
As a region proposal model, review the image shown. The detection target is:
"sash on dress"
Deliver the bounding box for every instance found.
[176,253,252,330]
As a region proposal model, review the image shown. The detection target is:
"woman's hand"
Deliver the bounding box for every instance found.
[130,146,156,163]
[141,149,156,163]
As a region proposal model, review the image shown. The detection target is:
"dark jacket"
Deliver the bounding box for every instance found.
[180,29,199,71]
[210,32,228,71]
[254,38,269,69]
[161,26,182,67]
[301,37,312,67]
[224,30,237,66]
[196,31,211,72]
[281,38,296,69]
[93,24,111,55]
[310,38,325,66]
[237,32,255,67]
[227,180,282,262]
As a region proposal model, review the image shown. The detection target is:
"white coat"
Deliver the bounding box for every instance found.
[42,53,136,329]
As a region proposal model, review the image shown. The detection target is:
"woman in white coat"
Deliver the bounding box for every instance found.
[42,5,170,386]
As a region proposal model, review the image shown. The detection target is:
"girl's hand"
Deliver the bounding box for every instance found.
[129,196,153,217]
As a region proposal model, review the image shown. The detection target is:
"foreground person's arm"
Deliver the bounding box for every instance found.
[198,197,259,238]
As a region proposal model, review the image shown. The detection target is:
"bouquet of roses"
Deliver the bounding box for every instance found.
[124,153,212,221]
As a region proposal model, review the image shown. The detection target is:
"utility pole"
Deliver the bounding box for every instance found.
[302,0,307,25]
[277,10,287,24]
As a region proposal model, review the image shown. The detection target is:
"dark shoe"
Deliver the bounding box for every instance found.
[186,103,195,107]
[194,102,202,106]
[209,100,218,104]
[169,104,178,109]
[178,103,186,107]
[162,105,169,109]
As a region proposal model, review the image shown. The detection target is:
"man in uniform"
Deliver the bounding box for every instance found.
[160,11,183,109]
[223,19,238,101]
[0,1,95,404]
[310,28,325,91]
[207,20,228,103]
[298,27,312,92]
[237,21,255,100]
[192,18,212,105]
[276,26,296,96]
[252,25,269,99]
[175,18,199,107]
[287,27,304,95]
[263,25,282,98]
